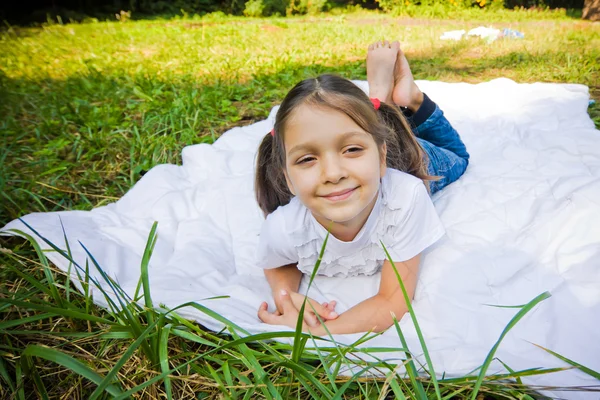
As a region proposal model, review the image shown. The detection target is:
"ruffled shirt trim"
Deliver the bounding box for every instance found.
[284,170,426,277]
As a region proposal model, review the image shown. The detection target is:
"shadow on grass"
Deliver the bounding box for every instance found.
[1,44,598,224]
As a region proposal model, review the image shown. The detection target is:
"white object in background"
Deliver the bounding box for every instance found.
[440,29,466,41]
[467,26,501,42]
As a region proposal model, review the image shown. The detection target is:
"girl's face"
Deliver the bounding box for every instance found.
[282,103,387,234]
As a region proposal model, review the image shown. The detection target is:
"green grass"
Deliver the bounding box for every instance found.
[1,10,599,224]
[1,8,600,398]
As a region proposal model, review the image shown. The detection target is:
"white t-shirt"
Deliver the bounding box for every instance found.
[256,168,445,277]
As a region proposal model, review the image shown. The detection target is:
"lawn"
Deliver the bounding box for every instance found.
[1,9,599,398]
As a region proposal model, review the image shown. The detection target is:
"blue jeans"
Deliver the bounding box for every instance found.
[413,106,469,195]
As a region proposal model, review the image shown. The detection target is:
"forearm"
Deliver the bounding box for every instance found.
[264,264,302,313]
[310,257,420,336]
[309,292,408,336]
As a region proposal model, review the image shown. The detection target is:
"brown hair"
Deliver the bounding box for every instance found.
[255,74,434,216]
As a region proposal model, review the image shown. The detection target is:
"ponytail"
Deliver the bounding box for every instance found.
[377,101,438,191]
[255,132,293,217]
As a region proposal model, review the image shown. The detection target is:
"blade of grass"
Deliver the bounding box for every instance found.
[389,377,407,399]
[378,365,406,400]
[0,356,16,392]
[206,363,231,399]
[278,360,335,398]
[111,329,321,399]
[78,241,156,364]
[140,221,159,352]
[226,331,281,400]
[469,291,551,400]
[21,355,49,400]
[441,385,471,399]
[10,221,124,317]
[381,242,436,400]
[309,336,339,391]
[531,342,600,380]
[171,328,218,347]
[293,375,321,399]
[2,257,53,298]
[230,365,253,387]
[292,231,329,363]
[0,298,112,325]
[391,315,427,399]
[22,345,123,396]
[15,358,25,400]
[496,358,524,385]
[8,229,64,308]
[330,361,388,400]
[440,366,569,383]
[0,313,56,330]
[89,315,165,400]
[159,323,173,400]
[59,218,74,303]
[175,301,249,336]
[221,361,236,398]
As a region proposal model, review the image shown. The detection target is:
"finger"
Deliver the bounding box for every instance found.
[258,302,279,324]
[323,300,338,319]
[279,289,297,314]
[303,311,319,327]
[308,299,338,320]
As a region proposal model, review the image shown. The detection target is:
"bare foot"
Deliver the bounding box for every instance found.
[366,40,399,104]
[392,45,424,112]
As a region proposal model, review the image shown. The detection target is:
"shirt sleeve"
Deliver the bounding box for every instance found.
[384,182,445,262]
[255,211,299,269]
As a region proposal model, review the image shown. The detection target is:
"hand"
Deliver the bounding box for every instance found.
[288,292,338,327]
[258,289,309,330]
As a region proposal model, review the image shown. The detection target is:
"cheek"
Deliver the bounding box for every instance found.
[290,169,320,194]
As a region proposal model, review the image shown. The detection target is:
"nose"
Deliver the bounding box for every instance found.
[321,154,347,184]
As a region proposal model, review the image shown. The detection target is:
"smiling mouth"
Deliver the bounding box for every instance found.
[321,187,357,201]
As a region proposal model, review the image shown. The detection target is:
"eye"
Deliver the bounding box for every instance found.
[297,156,316,164]
[345,146,363,154]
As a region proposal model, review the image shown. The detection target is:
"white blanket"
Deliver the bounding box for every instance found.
[3,79,600,397]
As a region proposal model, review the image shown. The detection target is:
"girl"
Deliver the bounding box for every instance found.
[254,40,469,335]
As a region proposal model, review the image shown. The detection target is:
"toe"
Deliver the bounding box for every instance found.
[384,40,390,48]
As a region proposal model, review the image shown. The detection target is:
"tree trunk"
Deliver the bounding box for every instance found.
[583,0,600,21]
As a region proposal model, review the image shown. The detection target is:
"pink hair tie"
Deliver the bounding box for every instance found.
[370,98,381,110]
[270,129,275,137]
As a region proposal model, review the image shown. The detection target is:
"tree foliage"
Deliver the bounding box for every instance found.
[0,0,586,24]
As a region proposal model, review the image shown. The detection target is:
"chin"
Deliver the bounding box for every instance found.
[319,208,362,225]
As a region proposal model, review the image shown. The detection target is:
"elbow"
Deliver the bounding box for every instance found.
[374,293,409,332]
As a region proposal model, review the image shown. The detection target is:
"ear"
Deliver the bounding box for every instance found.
[379,142,387,179]
[283,168,296,196]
